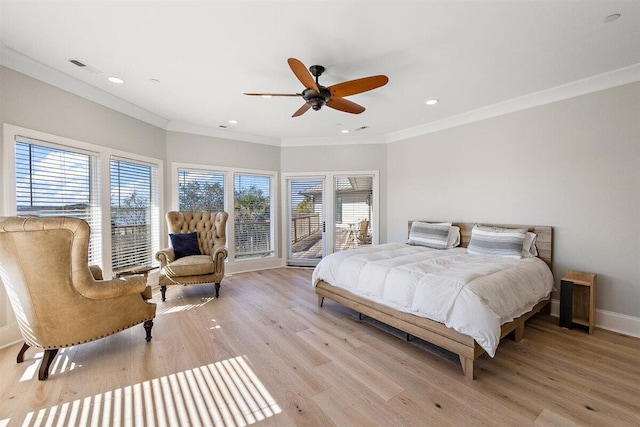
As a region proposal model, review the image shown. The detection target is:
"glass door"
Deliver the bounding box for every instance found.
[287,177,325,266]
[333,174,374,253]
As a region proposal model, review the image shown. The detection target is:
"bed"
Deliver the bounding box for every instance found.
[312,221,554,379]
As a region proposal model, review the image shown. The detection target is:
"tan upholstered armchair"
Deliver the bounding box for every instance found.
[155,211,228,301]
[0,216,156,381]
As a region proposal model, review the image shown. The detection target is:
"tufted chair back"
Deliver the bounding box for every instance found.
[165,211,227,256]
[156,211,229,301]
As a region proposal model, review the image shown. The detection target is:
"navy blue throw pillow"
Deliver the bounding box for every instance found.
[169,232,201,259]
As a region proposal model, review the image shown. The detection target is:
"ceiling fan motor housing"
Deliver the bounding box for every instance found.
[302,86,331,110]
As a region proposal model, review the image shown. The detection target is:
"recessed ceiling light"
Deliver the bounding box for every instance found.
[602,13,621,23]
[228,120,238,124]
[426,99,439,105]
[341,129,349,134]
[108,76,124,84]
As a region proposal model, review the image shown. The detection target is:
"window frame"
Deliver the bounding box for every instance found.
[233,171,275,260]
[110,156,160,272]
[13,136,103,265]
[3,124,164,278]
[171,162,279,272]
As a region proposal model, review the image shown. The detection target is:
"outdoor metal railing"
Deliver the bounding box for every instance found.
[291,213,320,243]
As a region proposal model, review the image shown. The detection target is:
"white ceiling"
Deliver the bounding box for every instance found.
[1,1,639,146]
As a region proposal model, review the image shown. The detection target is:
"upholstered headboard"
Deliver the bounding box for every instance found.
[408,221,553,269]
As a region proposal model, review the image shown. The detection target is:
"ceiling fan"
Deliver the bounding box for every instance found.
[244,58,389,117]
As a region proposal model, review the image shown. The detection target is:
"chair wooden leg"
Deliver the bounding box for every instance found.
[38,349,59,381]
[215,282,221,298]
[16,343,30,363]
[160,285,167,302]
[144,320,154,342]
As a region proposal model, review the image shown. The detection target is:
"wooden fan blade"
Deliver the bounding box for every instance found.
[244,93,301,97]
[288,58,319,92]
[329,75,389,98]
[292,103,311,117]
[326,97,365,114]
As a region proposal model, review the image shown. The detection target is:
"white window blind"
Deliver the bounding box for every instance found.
[178,168,225,211]
[15,139,102,266]
[234,173,273,259]
[110,157,158,271]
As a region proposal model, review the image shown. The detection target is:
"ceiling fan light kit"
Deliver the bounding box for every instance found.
[244,58,388,117]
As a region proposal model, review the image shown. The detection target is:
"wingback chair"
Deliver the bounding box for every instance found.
[0,216,156,381]
[155,211,228,301]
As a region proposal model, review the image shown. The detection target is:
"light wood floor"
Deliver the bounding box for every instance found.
[1,268,639,426]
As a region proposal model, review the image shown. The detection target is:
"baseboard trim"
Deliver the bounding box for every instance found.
[550,299,640,338]
[0,324,23,350]
[225,257,284,275]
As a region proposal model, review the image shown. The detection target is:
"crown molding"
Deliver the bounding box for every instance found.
[387,63,640,143]
[0,43,170,130]
[166,121,281,146]
[280,134,387,147]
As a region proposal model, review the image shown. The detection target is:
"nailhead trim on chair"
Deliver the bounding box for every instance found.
[40,316,155,349]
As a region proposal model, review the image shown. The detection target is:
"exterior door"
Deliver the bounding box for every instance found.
[333,174,374,253]
[287,177,325,266]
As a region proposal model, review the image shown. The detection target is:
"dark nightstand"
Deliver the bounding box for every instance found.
[559,270,597,334]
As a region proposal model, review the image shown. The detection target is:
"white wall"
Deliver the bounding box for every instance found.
[0,66,166,158]
[166,131,281,171]
[387,82,640,319]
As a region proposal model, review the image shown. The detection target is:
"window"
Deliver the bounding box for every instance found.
[234,173,273,259]
[177,168,225,211]
[110,158,159,271]
[15,138,102,265]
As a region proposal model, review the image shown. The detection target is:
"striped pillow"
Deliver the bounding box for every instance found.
[408,222,451,249]
[467,225,527,258]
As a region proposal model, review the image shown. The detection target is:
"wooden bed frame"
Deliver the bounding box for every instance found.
[315,221,553,380]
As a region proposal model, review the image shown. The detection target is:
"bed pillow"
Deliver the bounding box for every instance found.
[522,232,538,258]
[169,232,201,259]
[467,225,527,258]
[425,223,460,248]
[448,226,461,248]
[408,221,452,249]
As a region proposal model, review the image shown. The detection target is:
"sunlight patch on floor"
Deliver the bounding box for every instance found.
[14,355,281,426]
[158,297,216,315]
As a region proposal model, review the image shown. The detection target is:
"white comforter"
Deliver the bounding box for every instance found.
[312,243,554,356]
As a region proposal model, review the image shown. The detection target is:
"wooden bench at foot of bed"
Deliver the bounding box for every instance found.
[315,280,550,380]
